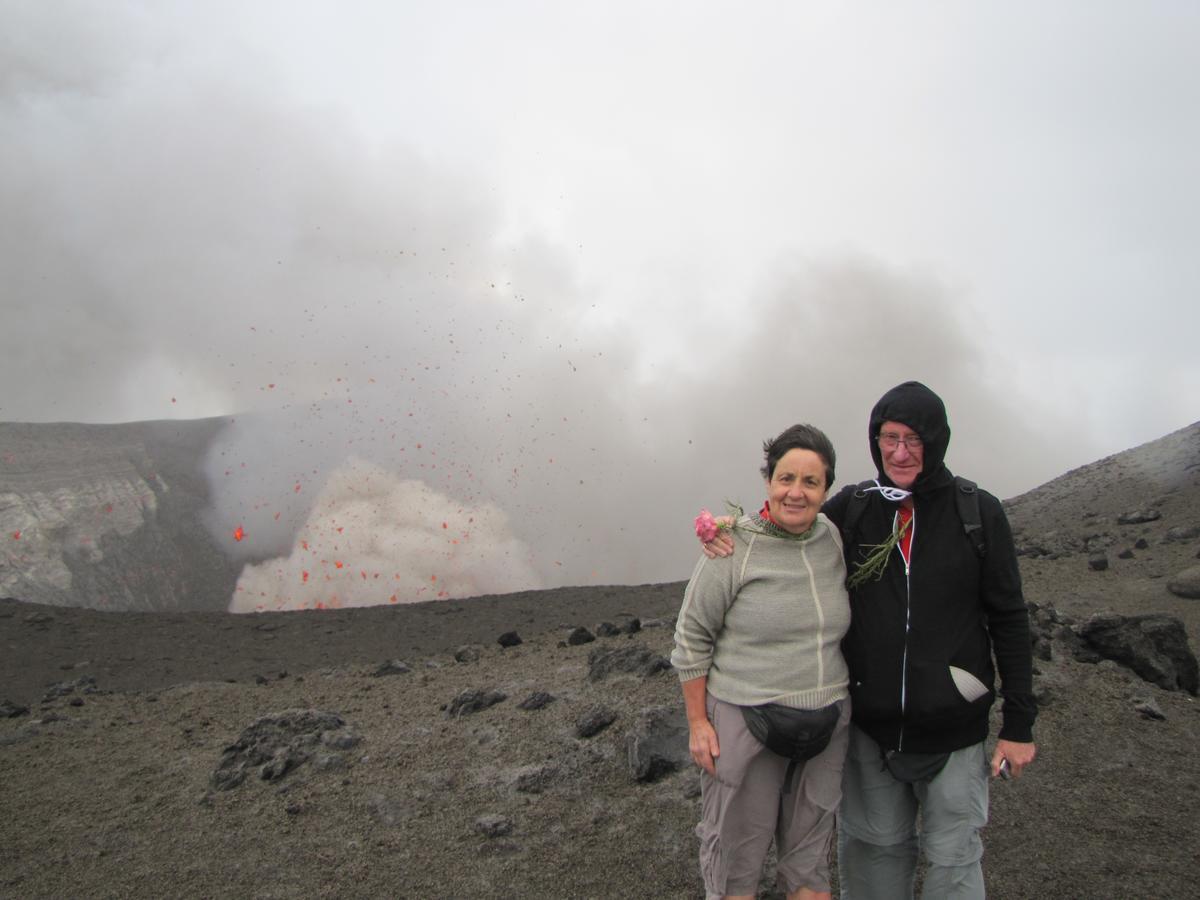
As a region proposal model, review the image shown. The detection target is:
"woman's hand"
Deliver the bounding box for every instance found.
[689,718,720,776]
[681,676,718,774]
[700,515,736,558]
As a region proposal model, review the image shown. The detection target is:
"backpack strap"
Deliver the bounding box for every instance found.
[954,476,987,558]
[840,480,877,557]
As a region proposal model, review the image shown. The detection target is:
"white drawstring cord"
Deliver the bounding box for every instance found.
[859,479,912,503]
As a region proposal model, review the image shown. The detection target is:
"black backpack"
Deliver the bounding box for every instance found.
[841,476,987,559]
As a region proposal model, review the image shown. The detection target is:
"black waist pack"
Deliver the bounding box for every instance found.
[741,700,842,761]
[882,750,951,783]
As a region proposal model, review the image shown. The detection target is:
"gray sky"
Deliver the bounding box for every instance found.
[3,2,1197,601]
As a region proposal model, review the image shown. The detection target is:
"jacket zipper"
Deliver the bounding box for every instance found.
[897,507,914,753]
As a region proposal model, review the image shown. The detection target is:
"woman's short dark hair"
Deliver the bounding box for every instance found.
[761,423,836,488]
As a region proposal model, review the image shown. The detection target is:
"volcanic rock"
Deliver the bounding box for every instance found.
[41,675,99,703]
[454,645,481,663]
[587,645,671,681]
[1117,509,1161,525]
[516,691,555,711]
[1164,524,1200,542]
[512,764,558,794]
[1166,566,1200,599]
[1133,699,1166,720]
[0,699,29,718]
[566,626,595,645]
[372,659,412,677]
[1076,614,1199,694]
[446,688,507,717]
[475,814,514,838]
[575,705,617,738]
[211,708,353,790]
[626,704,690,782]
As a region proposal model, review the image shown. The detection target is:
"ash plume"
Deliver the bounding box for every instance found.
[7,3,1184,607]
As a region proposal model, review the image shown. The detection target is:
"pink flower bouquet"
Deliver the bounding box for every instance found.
[694,509,722,543]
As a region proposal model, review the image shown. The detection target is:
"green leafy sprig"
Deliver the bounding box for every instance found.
[846,514,911,588]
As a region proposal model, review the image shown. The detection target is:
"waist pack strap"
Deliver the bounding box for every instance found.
[783,758,799,794]
[881,749,952,783]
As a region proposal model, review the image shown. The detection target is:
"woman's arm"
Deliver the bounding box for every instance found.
[681,675,719,776]
[673,549,739,775]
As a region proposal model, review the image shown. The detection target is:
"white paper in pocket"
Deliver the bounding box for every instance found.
[949,666,989,702]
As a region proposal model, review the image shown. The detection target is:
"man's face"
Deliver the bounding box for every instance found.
[878,420,924,489]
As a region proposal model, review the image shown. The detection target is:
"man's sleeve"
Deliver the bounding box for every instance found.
[980,493,1037,742]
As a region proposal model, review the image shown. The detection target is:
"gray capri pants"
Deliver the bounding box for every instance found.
[697,694,851,899]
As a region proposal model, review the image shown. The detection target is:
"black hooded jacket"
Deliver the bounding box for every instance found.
[822,381,1036,754]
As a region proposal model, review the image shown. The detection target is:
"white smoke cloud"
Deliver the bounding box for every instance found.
[230,458,540,613]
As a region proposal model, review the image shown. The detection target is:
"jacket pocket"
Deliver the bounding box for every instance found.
[948,666,990,702]
[906,659,984,723]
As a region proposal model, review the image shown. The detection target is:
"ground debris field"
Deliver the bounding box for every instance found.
[3,422,1200,898]
[2,577,1198,899]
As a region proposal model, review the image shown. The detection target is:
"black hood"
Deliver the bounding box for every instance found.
[868,381,953,493]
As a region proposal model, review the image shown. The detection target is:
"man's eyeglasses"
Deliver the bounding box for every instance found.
[877,432,924,451]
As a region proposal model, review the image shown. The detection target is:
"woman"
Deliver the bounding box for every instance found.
[672,423,851,900]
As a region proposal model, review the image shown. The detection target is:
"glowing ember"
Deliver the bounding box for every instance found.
[233,526,245,542]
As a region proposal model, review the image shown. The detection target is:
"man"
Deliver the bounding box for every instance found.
[703,381,1036,899]
[825,381,1035,899]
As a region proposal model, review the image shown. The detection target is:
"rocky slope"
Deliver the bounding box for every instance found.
[1004,421,1200,632]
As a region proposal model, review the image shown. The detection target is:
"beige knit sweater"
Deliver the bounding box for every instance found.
[672,511,851,710]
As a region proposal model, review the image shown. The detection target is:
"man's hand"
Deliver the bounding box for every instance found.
[992,739,1036,779]
[700,516,736,558]
[689,718,721,776]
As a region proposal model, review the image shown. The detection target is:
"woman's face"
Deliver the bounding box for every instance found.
[765,448,829,534]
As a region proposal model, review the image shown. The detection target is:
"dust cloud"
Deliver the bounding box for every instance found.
[229,459,540,613]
